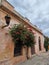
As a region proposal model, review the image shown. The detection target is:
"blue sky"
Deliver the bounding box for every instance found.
[7,0,49,37]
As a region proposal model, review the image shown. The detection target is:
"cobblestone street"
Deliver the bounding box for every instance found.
[16,51,49,65]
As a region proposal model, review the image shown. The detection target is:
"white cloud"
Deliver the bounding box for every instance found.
[43,28,49,33]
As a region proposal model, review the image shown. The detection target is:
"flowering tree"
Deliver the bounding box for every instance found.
[44,36,49,51]
[9,24,35,47]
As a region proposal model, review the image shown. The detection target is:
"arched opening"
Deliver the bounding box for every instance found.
[39,37,41,51]
[31,35,35,55]
[31,45,35,55]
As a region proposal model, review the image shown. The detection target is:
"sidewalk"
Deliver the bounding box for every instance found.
[15,51,49,65]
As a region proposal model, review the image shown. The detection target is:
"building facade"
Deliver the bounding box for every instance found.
[0,0,45,65]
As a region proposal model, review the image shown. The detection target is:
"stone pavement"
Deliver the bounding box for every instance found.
[16,51,49,65]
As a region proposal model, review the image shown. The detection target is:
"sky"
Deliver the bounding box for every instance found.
[7,0,49,37]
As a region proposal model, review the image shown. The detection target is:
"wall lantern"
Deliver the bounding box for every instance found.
[2,14,11,28]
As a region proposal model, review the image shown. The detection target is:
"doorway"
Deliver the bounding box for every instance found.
[31,45,35,55]
[14,40,22,57]
[39,37,41,51]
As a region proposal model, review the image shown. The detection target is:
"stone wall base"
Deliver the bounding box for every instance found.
[0,56,27,65]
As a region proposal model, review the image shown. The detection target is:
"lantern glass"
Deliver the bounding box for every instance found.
[5,15,11,25]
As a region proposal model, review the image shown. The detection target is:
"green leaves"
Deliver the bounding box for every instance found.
[9,24,35,47]
[44,37,49,51]
[25,31,35,47]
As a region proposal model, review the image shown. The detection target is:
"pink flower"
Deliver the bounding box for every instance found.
[16,32,20,34]
[16,38,19,40]
[27,28,32,31]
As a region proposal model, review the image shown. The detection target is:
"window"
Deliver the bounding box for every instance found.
[14,42,22,57]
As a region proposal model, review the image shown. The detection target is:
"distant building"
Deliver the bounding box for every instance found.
[0,0,45,65]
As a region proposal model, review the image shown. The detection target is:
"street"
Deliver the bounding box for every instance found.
[16,51,49,65]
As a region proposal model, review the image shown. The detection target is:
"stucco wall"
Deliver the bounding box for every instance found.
[26,27,45,54]
[34,32,45,54]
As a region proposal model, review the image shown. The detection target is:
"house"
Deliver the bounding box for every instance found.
[0,0,45,65]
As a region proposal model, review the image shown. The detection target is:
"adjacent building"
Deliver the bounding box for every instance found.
[0,0,45,65]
